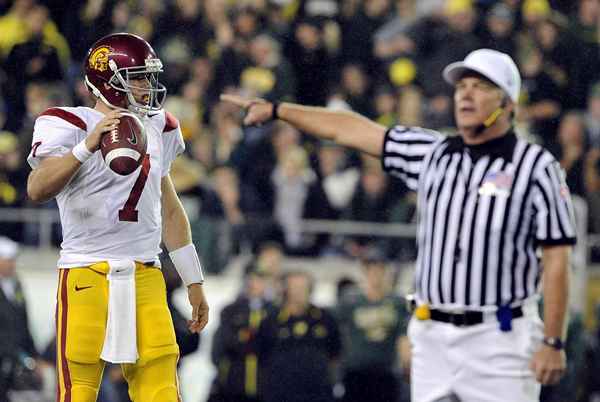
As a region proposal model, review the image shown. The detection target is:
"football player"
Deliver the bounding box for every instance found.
[26,33,209,402]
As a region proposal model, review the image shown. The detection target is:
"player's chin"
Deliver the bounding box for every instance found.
[132,94,150,105]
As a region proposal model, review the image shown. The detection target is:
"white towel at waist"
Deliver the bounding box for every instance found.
[100,259,138,363]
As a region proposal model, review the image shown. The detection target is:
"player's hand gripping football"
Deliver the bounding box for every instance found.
[220,94,274,126]
[187,283,209,333]
[85,110,123,152]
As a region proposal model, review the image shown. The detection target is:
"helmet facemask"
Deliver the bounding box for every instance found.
[107,58,167,116]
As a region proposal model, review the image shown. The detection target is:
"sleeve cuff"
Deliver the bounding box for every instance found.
[380,127,393,172]
[536,237,577,246]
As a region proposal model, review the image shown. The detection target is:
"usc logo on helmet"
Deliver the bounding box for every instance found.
[89,46,111,72]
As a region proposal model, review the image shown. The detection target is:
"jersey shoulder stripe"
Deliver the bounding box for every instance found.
[164,110,179,133]
[39,108,87,131]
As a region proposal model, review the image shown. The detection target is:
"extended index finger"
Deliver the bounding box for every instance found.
[220,94,251,109]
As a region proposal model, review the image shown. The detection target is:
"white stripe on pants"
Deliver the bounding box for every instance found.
[408,312,544,402]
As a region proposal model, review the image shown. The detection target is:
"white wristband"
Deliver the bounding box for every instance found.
[169,243,205,286]
[72,140,93,163]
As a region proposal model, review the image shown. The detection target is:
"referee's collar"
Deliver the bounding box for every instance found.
[444,129,517,162]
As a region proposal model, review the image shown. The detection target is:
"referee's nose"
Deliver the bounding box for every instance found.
[454,82,477,109]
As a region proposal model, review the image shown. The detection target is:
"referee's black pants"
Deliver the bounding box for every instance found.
[342,367,398,402]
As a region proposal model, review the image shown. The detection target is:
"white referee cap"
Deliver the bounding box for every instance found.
[0,236,18,259]
[443,48,521,103]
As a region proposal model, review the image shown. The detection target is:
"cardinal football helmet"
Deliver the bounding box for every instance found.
[84,33,166,115]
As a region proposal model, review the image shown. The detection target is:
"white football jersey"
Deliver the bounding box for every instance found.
[27,106,185,268]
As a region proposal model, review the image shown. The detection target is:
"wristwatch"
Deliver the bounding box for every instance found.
[543,336,564,350]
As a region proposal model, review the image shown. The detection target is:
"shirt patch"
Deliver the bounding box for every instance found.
[478,172,513,197]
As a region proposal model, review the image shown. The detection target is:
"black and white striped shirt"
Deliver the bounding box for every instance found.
[382,126,576,309]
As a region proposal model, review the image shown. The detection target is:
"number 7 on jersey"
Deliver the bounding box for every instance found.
[118,154,150,222]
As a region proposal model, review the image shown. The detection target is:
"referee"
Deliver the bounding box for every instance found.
[221,48,575,402]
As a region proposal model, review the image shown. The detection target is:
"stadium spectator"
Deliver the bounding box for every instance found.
[2,5,65,127]
[253,241,284,303]
[335,252,409,402]
[0,237,42,401]
[584,148,600,233]
[518,47,562,152]
[372,85,399,127]
[372,0,418,62]
[337,63,374,118]
[342,162,400,258]
[0,131,28,241]
[521,0,552,29]
[480,2,517,58]
[285,17,334,107]
[339,0,392,74]
[212,165,255,253]
[556,111,587,197]
[312,142,359,216]
[335,276,358,303]
[154,0,212,58]
[302,142,359,255]
[256,270,341,402]
[565,0,600,110]
[407,0,482,102]
[531,13,584,110]
[241,34,297,102]
[208,262,274,402]
[584,82,600,148]
[272,145,316,254]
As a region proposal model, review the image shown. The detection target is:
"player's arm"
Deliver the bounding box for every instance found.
[27,155,83,203]
[220,94,387,157]
[27,110,122,203]
[161,174,209,333]
[161,174,193,249]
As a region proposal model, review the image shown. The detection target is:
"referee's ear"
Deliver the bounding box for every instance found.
[499,95,516,121]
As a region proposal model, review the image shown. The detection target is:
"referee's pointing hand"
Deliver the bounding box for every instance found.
[220,94,274,126]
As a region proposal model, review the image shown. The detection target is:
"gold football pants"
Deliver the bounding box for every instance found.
[55,262,180,402]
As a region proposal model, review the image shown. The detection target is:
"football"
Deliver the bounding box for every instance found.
[100,112,147,175]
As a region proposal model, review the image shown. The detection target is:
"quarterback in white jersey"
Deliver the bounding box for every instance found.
[26,33,208,402]
[28,106,183,267]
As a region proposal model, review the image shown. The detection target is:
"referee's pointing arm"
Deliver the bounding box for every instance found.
[219,94,387,157]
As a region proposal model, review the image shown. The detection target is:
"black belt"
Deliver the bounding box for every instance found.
[429,306,523,327]
[142,260,157,267]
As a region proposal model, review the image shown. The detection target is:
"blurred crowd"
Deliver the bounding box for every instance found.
[1,0,600,261]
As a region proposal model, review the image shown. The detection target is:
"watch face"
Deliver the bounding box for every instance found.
[544,337,564,350]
